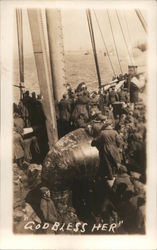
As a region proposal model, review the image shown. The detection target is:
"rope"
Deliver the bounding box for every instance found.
[106,10,123,74]
[16,9,24,99]
[86,9,102,88]
[88,10,102,87]
[93,10,116,76]
[138,9,147,28]
[135,9,147,33]
[123,12,135,65]
[115,10,134,66]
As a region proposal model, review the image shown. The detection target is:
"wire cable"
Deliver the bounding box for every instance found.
[16,9,24,99]
[106,10,123,74]
[86,9,102,88]
[135,9,147,33]
[93,10,116,76]
[138,9,147,28]
[115,10,134,66]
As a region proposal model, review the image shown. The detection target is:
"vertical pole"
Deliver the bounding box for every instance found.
[16,9,24,99]
[28,9,58,146]
[86,9,102,88]
[46,9,66,102]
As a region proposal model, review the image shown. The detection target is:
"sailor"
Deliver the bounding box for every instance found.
[128,65,140,104]
[18,100,30,127]
[89,91,99,115]
[59,93,71,135]
[23,90,32,108]
[74,114,87,128]
[112,165,135,194]
[109,86,119,105]
[14,112,25,134]
[91,119,122,187]
[31,92,37,102]
[37,94,42,102]
[40,187,58,223]
[129,79,140,104]
[115,114,121,131]
[98,89,105,114]
[75,82,86,93]
[118,86,129,103]
[108,105,115,123]
[71,91,90,126]
[13,126,25,168]
[103,90,109,107]
[13,102,19,114]
[90,114,107,137]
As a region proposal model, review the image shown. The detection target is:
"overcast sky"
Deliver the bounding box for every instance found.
[61,9,146,51]
[14,8,147,58]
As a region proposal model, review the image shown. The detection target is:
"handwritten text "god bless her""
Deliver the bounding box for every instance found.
[24,221,123,233]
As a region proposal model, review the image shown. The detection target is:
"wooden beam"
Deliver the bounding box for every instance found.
[28,9,58,146]
[46,9,66,101]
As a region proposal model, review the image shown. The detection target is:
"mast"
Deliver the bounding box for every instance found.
[46,9,66,102]
[86,9,102,88]
[16,9,24,99]
[28,9,58,146]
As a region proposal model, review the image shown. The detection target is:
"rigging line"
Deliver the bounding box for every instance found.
[135,9,147,33]
[123,12,135,65]
[17,12,21,60]
[138,9,147,28]
[16,9,24,99]
[88,10,102,87]
[106,10,123,74]
[86,11,96,62]
[93,10,116,76]
[123,13,133,49]
[86,9,102,88]
[88,9,102,87]
[138,9,147,30]
[115,10,134,66]
[20,10,24,80]
[86,11,95,48]
[88,10,98,55]
[17,9,24,81]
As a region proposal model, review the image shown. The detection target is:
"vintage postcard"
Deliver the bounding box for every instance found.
[0,0,157,249]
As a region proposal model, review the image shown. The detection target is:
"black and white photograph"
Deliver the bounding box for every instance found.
[0,0,157,249]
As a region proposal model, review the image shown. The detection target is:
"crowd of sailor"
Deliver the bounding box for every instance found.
[13,71,146,234]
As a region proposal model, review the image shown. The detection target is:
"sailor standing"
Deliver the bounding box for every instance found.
[91,119,122,188]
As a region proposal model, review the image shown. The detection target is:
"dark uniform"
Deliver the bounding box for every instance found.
[89,93,99,115]
[103,91,109,107]
[74,114,87,128]
[98,93,105,114]
[109,88,119,105]
[90,114,107,137]
[40,187,58,223]
[130,78,139,103]
[72,92,90,125]
[59,95,71,135]
[118,89,129,103]
[91,121,121,180]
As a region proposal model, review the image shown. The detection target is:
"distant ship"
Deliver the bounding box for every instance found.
[84,51,89,55]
